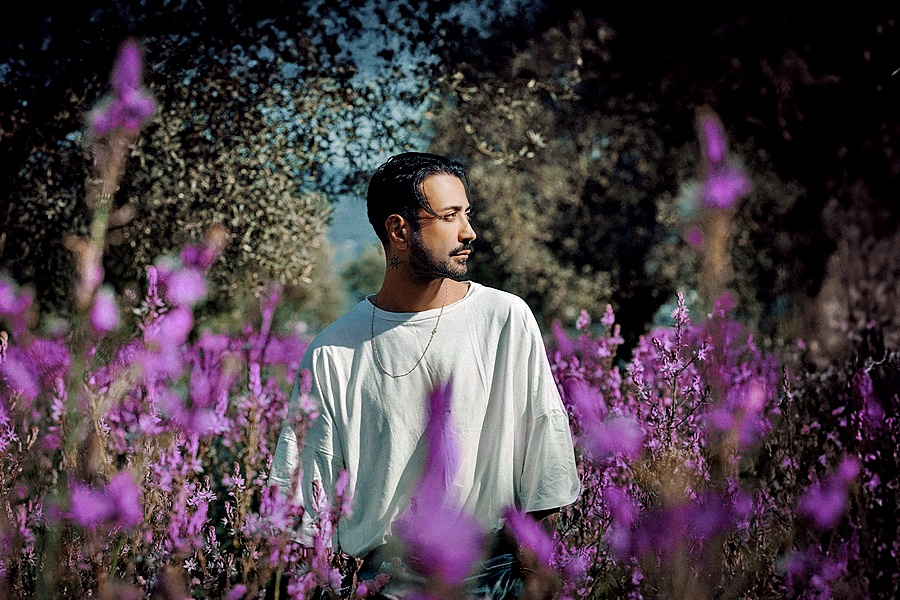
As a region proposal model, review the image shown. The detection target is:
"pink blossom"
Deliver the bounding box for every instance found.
[601,304,616,328]
[576,310,591,332]
[703,165,751,209]
[502,507,555,567]
[70,472,142,530]
[90,287,120,335]
[90,39,156,136]
[395,384,485,586]
[799,458,860,529]
[165,268,207,306]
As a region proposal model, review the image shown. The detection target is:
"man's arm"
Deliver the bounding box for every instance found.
[527,508,560,535]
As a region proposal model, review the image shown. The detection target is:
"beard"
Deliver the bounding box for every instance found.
[408,233,472,283]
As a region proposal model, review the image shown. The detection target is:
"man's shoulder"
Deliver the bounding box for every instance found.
[471,282,530,309]
[468,282,535,322]
[304,300,370,357]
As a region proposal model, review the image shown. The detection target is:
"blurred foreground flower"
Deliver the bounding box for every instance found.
[90,286,120,335]
[502,507,554,568]
[70,472,143,530]
[799,457,860,529]
[395,383,485,591]
[90,39,157,136]
[696,110,750,211]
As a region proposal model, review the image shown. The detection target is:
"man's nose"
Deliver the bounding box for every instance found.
[460,215,476,242]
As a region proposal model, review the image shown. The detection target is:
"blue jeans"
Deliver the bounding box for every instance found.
[358,548,524,599]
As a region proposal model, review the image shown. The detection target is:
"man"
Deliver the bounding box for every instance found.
[270,152,580,598]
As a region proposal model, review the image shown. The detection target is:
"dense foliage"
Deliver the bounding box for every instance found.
[0,2,432,314]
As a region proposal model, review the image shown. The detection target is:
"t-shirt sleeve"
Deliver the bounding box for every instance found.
[269,351,345,546]
[517,304,581,512]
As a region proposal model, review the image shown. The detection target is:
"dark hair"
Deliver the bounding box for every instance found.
[366,152,469,245]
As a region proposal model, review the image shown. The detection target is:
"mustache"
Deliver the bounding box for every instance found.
[450,243,474,256]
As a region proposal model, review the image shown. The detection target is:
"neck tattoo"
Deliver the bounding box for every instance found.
[389,255,401,269]
[371,280,449,378]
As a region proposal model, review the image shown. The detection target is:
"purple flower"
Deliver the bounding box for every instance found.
[565,378,608,424]
[111,40,143,95]
[90,39,156,136]
[70,472,143,530]
[0,277,33,337]
[502,507,555,567]
[1,348,40,401]
[583,414,643,462]
[603,485,636,528]
[0,277,16,314]
[709,378,771,448]
[225,585,247,600]
[685,226,704,248]
[165,268,207,306]
[601,304,616,328]
[395,384,485,586]
[799,457,860,529]
[699,113,727,166]
[90,287,120,335]
[576,310,591,332]
[703,165,751,209]
[695,110,751,210]
[154,307,194,347]
[552,321,576,357]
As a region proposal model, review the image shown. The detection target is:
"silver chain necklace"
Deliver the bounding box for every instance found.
[371,281,449,378]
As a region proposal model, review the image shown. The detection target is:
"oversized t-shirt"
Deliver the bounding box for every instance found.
[269,282,580,558]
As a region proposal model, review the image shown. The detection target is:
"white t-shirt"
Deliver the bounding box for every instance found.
[269,282,580,558]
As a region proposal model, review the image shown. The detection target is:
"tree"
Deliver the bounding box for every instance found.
[0,1,431,317]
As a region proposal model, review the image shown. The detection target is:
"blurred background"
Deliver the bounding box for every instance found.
[2,0,898,361]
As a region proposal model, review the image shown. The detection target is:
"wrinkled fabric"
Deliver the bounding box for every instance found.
[270,282,580,558]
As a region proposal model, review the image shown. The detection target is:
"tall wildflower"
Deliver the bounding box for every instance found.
[394,383,486,597]
[692,109,751,306]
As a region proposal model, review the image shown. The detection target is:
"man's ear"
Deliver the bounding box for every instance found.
[385,214,411,251]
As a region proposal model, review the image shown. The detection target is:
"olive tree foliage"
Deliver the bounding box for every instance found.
[0,2,431,318]
[342,243,386,305]
[428,9,822,347]
[429,14,683,341]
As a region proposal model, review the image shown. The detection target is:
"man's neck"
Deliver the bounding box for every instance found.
[374,275,468,313]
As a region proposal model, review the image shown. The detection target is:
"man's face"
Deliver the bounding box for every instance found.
[408,174,477,282]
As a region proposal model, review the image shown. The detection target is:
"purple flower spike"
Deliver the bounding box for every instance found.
[106,472,143,528]
[90,287,120,335]
[70,472,142,530]
[576,310,591,332]
[587,415,643,461]
[112,40,143,96]
[418,382,459,498]
[395,383,486,586]
[700,115,727,166]
[89,38,157,136]
[165,268,207,306]
[799,457,860,529]
[703,165,751,210]
[0,277,16,314]
[502,507,555,567]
